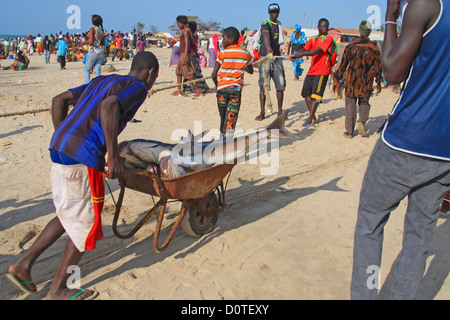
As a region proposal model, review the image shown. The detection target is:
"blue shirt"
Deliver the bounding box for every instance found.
[49,74,148,171]
[56,40,68,56]
[382,0,450,161]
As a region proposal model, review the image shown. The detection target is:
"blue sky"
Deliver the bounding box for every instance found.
[0,0,387,36]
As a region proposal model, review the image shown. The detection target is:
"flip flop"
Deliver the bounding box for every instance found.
[343,132,353,139]
[70,288,99,301]
[302,122,313,127]
[255,114,265,121]
[5,273,37,295]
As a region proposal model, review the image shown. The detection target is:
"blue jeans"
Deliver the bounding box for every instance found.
[44,49,51,63]
[351,139,450,299]
[84,52,104,83]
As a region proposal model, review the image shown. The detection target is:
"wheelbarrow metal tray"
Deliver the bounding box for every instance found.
[119,163,235,200]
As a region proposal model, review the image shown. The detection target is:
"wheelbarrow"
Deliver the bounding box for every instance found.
[111,163,235,253]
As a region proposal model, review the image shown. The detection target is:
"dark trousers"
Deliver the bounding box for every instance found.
[217,88,242,137]
[345,96,371,134]
[58,55,66,69]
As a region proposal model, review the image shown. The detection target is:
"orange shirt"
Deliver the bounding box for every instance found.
[216,44,253,91]
[304,34,334,76]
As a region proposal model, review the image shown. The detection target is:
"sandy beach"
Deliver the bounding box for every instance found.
[1,47,449,301]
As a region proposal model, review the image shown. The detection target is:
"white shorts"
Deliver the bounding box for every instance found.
[51,163,105,252]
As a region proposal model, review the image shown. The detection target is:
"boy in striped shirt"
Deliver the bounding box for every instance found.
[212,27,254,137]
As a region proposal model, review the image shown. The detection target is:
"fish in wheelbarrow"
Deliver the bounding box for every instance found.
[119,112,297,178]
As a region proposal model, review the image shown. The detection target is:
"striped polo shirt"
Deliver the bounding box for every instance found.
[49,74,148,171]
[216,44,253,91]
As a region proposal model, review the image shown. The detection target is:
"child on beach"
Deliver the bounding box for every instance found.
[212,27,254,137]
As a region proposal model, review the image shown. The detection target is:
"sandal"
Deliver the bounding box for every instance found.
[69,288,99,301]
[5,273,37,295]
[255,114,265,121]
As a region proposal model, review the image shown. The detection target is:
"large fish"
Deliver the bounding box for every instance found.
[119,113,296,178]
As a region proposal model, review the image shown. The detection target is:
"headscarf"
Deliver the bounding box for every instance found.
[295,24,302,33]
[359,21,372,37]
[212,34,219,56]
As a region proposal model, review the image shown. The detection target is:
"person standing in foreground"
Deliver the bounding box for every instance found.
[351,0,450,300]
[83,14,106,84]
[6,52,159,300]
[291,18,336,126]
[255,3,286,121]
[212,27,254,137]
[336,21,383,139]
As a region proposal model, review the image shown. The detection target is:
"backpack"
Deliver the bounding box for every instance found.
[312,34,338,68]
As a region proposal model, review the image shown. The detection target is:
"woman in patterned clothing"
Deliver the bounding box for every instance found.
[288,25,307,80]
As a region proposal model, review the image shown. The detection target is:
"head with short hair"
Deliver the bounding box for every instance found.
[130,51,159,89]
[131,51,159,73]
[176,15,189,25]
[318,18,330,35]
[223,27,240,46]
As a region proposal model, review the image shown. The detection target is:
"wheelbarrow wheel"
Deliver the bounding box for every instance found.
[181,193,219,238]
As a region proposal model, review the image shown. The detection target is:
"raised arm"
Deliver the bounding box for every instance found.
[382,0,440,84]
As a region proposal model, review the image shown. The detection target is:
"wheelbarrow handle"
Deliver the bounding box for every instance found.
[112,185,161,239]
[153,200,191,253]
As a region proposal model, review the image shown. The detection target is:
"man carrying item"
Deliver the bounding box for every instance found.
[6,52,159,300]
[351,0,449,300]
[291,18,336,126]
[255,3,286,121]
[335,21,383,139]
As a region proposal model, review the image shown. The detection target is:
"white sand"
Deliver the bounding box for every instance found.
[1,48,449,300]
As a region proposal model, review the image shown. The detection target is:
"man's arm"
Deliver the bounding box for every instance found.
[262,30,273,55]
[211,63,221,87]
[100,95,124,179]
[51,90,76,130]
[382,0,440,84]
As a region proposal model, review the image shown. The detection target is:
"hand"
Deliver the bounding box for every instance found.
[386,0,401,21]
[332,82,340,94]
[106,156,126,180]
[376,83,382,94]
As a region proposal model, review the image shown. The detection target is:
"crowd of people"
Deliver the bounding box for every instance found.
[3,0,449,301]
[0,26,160,73]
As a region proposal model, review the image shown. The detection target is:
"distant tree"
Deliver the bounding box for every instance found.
[134,22,145,34]
[198,19,222,32]
[150,25,159,35]
[168,16,221,33]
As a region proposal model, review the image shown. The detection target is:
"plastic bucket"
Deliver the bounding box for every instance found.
[19,65,25,71]
[9,55,13,59]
